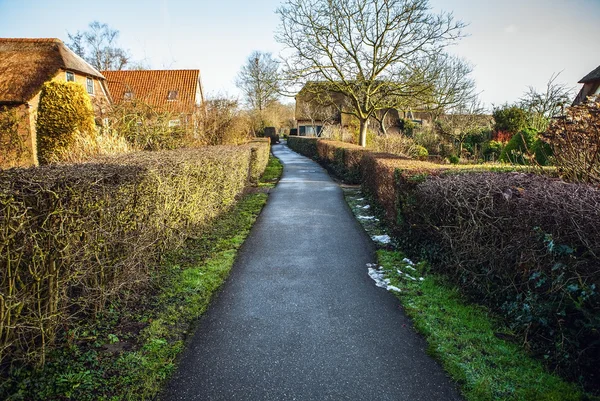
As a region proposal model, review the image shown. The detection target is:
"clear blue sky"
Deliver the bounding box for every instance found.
[0,0,598,109]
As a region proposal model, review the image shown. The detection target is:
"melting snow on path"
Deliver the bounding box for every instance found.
[372,234,391,244]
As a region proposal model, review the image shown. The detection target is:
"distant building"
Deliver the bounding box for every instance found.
[573,65,600,106]
[294,82,428,137]
[102,69,204,130]
[0,38,111,167]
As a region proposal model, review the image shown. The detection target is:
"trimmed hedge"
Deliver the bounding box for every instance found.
[0,142,269,369]
[289,137,599,392]
[287,136,318,159]
[246,138,271,183]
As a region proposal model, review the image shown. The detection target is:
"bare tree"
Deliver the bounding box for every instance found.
[67,21,130,71]
[236,51,281,112]
[276,0,465,147]
[435,99,491,155]
[519,72,574,131]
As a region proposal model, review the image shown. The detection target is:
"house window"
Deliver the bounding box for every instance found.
[86,77,94,94]
[167,90,178,101]
[124,91,133,101]
[168,119,181,127]
[66,71,75,82]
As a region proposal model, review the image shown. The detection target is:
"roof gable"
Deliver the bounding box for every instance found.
[579,65,600,84]
[0,38,105,104]
[101,69,202,113]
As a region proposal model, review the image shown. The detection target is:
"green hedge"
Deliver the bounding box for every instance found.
[289,137,599,393]
[287,136,318,159]
[0,142,269,369]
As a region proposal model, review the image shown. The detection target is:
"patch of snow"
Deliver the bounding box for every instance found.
[358,215,377,220]
[404,265,416,271]
[419,277,425,281]
[356,197,365,201]
[361,205,371,210]
[368,268,388,288]
[366,263,378,268]
[372,235,391,244]
[402,258,415,266]
[405,274,417,281]
[367,267,401,293]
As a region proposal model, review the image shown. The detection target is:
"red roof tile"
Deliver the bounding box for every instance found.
[102,69,202,113]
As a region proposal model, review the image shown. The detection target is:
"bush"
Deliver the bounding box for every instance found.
[493,104,529,134]
[500,127,539,164]
[398,172,600,391]
[0,144,268,369]
[36,81,96,164]
[483,140,503,161]
[543,95,600,185]
[108,101,193,151]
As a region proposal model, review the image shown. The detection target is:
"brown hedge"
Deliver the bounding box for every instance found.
[0,143,268,369]
[401,173,600,391]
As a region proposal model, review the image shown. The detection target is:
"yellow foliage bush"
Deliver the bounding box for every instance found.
[36,81,97,164]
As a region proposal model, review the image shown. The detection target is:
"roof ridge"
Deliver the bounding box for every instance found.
[0,38,62,43]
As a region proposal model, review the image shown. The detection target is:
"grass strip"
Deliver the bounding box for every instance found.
[2,155,283,401]
[343,188,595,401]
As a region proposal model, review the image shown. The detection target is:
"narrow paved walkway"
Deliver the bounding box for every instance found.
[163,143,463,401]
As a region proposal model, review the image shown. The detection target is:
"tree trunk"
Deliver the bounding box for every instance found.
[359,119,368,147]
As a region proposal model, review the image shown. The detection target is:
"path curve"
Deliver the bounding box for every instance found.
[163,142,463,401]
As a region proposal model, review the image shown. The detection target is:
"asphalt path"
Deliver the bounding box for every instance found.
[162,142,463,401]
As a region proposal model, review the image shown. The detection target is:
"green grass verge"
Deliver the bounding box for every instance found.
[343,188,595,401]
[1,155,283,401]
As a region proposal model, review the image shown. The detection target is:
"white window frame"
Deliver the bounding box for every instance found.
[86,77,94,95]
[66,71,75,82]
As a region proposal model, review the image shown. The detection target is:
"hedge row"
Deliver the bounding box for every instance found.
[288,136,599,392]
[0,141,270,369]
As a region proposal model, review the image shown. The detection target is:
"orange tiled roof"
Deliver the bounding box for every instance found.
[0,38,105,104]
[102,69,202,114]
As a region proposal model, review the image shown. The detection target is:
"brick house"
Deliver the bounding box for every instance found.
[0,38,111,168]
[573,65,600,106]
[101,70,204,131]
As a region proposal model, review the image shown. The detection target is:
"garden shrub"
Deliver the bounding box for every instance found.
[36,81,96,164]
[543,95,600,185]
[0,144,266,370]
[499,127,539,165]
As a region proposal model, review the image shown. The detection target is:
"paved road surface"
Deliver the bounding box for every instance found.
[163,142,463,401]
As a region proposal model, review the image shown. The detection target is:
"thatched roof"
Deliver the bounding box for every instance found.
[102,70,203,113]
[579,65,600,83]
[0,38,105,104]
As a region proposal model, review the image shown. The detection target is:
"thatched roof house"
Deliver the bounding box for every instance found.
[0,38,112,168]
[573,65,600,106]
